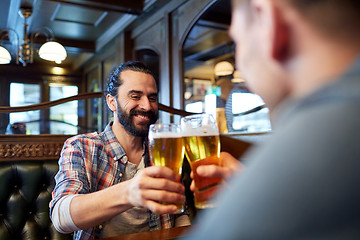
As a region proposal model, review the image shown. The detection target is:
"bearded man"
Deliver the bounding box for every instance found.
[50,61,190,239]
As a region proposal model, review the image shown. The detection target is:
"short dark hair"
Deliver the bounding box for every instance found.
[285,0,360,44]
[105,61,156,97]
[231,0,360,45]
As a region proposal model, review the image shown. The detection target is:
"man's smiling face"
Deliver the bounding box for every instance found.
[115,70,158,137]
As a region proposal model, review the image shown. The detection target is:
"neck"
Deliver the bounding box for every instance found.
[111,119,144,160]
[279,4,360,99]
[288,39,358,99]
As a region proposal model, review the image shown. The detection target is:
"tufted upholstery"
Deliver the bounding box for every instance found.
[0,160,72,240]
[0,133,253,240]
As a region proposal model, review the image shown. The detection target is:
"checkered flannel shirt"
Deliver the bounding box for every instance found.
[50,122,176,240]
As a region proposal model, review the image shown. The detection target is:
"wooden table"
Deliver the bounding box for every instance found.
[99,226,191,240]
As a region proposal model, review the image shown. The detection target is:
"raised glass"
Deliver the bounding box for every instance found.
[148,123,185,214]
[181,113,222,209]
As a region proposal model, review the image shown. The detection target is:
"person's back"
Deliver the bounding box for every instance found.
[186,0,360,239]
[190,59,360,239]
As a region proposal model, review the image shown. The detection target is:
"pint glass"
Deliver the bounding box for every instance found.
[148,123,185,213]
[181,113,221,209]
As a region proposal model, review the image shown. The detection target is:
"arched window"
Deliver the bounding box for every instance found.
[182,0,271,134]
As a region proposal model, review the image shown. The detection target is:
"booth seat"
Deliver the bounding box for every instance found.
[0,135,72,240]
[0,132,254,240]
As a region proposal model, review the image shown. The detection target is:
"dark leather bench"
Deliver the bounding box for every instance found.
[0,133,254,239]
[0,134,72,240]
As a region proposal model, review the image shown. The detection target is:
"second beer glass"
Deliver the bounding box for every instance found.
[181,113,222,209]
[148,123,185,214]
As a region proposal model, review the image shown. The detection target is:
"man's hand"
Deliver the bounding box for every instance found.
[69,165,185,230]
[190,152,243,192]
[126,165,185,214]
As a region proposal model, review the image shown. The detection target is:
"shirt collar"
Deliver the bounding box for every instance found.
[100,121,150,166]
[100,121,126,162]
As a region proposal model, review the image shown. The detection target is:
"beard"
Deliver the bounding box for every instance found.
[116,100,158,137]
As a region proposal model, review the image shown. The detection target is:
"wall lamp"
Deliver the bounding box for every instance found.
[0,4,67,66]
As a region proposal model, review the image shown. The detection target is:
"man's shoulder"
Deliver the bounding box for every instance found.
[65,131,105,146]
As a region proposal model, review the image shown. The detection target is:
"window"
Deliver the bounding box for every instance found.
[229,92,271,133]
[7,82,79,135]
[9,83,41,134]
[49,84,79,134]
[182,0,272,134]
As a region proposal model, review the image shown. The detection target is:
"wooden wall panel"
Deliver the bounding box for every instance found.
[0,135,71,161]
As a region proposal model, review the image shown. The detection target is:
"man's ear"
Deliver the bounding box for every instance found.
[271,5,290,62]
[106,94,117,112]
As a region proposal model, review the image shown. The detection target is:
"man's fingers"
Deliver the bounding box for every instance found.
[194,152,242,178]
[190,180,195,192]
[144,200,179,214]
[127,172,185,210]
[143,165,180,182]
[141,189,185,214]
[138,176,185,193]
[189,153,242,193]
[220,152,241,171]
[141,189,185,203]
[196,165,230,178]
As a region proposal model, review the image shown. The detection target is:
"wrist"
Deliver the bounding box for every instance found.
[113,180,133,210]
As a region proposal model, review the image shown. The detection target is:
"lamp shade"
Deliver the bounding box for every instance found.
[232,70,245,83]
[0,46,11,64]
[39,41,67,63]
[214,61,234,76]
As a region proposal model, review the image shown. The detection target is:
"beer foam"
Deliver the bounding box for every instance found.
[181,127,218,137]
[152,132,181,138]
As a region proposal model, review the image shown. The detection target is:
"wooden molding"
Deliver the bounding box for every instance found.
[0,92,192,116]
[0,92,103,113]
[0,135,72,161]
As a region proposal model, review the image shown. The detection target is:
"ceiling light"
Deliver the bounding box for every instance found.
[51,66,65,75]
[232,70,245,83]
[39,41,67,64]
[214,61,234,76]
[0,4,67,66]
[0,46,11,64]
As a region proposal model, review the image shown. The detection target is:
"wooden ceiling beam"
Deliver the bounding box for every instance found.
[33,35,95,53]
[85,0,143,10]
[45,0,143,15]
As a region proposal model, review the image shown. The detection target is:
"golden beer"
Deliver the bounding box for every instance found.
[148,124,185,213]
[183,135,219,163]
[183,134,222,209]
[149,136,184,175]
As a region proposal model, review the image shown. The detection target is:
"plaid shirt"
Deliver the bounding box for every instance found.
[50,122,175,240]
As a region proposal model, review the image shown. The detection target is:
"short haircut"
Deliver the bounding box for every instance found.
[105,61,156,97]
[284,0,360,44]
[231,0,360,44]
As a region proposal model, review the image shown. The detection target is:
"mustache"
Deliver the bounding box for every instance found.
[130,109,158,121]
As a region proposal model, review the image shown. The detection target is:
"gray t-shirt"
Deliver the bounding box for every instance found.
[187,56,360,240]
[97,159,150,238]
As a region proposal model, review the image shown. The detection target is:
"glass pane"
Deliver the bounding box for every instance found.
[226,91,271,133]
[49,85,78,134]
[9,83,41,134]
[182,0,272,134]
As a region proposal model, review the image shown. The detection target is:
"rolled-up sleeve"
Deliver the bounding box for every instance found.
[49,137,90,217]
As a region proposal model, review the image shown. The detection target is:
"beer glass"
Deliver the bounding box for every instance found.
[148,123,185,214]
[181,113,221,209]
